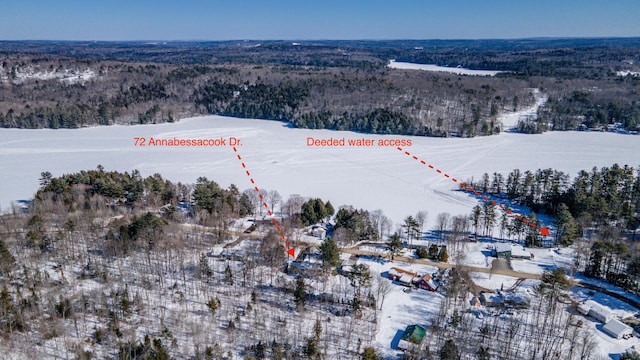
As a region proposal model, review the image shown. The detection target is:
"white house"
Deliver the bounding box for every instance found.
[588,304,616,323]
[602,319,633,339]
[312,227,326,239]
[494,243,512,259]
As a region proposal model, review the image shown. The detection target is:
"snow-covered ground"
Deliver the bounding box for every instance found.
[499,88,547,130]
[388,60,503,76]
[360,257,443,359]
[1,115,639,230]
[458,239,575,275]
[511,246,575,274]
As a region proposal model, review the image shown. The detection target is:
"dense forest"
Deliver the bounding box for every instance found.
[1,39,639,136]
[0,167,629,359]
[0,167,415,359]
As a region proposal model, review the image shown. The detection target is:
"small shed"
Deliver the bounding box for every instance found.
[602,319,633,339]
[494,243,512,259]
[588,304,615,323]
[398,324,426,351]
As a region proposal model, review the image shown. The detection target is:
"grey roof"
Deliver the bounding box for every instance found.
[603,319,631,337]
[495,243,511,253]
[589,304,613,319]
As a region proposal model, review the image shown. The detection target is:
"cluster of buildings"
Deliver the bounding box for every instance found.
[577,301,634,340]
[387,267,439,291]
[475,289,532,309]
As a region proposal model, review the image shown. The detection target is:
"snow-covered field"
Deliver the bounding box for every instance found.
[0,66,96,84]
[388,59,503,76]
[1,116,639,230]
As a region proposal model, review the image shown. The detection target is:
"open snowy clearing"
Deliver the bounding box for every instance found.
[360,257,443,359]
[1,115,639,230]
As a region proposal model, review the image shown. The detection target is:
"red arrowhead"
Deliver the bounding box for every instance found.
[540,227,550,236]
[287,248,295,257]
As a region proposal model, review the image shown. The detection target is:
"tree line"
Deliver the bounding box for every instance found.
[466,165,640,239]
[0,53,535,138]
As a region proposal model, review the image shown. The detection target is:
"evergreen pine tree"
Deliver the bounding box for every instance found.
[361,347,382,360]
[207,297,220,316]
[387,233,403,260]
[319,237,340,270]
[313,317,322,343]
[555,203,579,246]
[477,346,491,360]
[254,341,266,359]
[325,201,335,216]
[621,352,640,360]
[428,244,439,260]
[294,276,306,309]
[224,264,233,285]
[438,247,449,262]
[227,319,236,332]
[440,339,460,360]
[198,253,212,279]
[0,238,14,275]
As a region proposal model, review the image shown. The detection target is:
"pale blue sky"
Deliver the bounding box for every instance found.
[1,0,639,40]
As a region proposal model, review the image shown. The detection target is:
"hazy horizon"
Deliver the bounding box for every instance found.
[2,0,639,41]
[3,36,640,42]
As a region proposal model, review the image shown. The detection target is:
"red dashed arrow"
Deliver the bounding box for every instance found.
[232,147,294,257]
[396,147,550,237]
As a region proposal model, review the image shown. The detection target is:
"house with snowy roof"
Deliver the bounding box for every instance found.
[588,304,616,323]
[413,274,439,291]
[494,243,512,259]
[603,319,633,339]
[388,267,420,287]
[478,289,531,309]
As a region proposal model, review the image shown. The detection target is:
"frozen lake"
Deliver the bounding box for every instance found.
[1,116,638,228]
[388,59,503,76]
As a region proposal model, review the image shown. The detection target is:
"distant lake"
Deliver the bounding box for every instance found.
[388,60,503,76]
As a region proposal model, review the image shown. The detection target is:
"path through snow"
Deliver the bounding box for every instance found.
[499,88,547,130]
